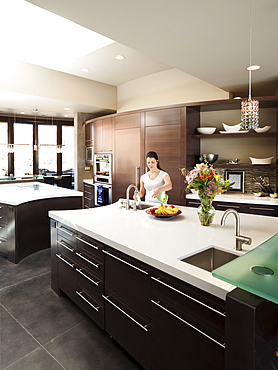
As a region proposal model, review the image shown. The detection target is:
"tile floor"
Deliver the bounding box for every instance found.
[0,249,142,370]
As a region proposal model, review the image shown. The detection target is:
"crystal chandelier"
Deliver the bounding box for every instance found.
[240,0,260,130]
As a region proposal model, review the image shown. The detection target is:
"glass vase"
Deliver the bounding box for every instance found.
[197,197,215,226]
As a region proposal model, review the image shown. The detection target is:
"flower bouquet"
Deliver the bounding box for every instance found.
[180,161,234,226]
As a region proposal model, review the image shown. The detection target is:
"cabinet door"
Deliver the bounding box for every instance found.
[93,120,103,153]
[85,123,93,146]
[83,183,94,208]
[151,270,225,370]
[145,123,181,205]
[114,127,140,200]
[102,117,113,152]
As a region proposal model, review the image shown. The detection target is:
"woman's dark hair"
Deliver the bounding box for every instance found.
[146,151,163,170]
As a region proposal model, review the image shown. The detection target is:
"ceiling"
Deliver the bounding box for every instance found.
[1,0,278,118]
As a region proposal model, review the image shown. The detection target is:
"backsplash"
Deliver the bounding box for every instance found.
[217,166,277,194]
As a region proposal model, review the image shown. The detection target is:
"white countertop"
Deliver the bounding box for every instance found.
[83,179,94,185]
[186,192,278,205]
[49,199,278,301]
[0,182,83,205]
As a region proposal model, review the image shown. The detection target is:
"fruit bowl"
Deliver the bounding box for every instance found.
[146,206,182,218]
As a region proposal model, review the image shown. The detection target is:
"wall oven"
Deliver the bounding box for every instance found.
[93,153,112,206]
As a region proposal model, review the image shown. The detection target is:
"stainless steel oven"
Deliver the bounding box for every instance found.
[93,154,112,206]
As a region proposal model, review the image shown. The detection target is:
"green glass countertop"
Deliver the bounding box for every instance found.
[212,233,278,304]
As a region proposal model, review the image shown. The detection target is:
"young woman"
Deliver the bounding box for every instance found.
[136,151,172,203]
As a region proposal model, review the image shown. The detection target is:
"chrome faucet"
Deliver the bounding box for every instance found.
[125,184,139,210]
[220,208,252,251]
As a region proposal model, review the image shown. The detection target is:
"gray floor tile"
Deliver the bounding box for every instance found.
[3,347,65,370]
[45,320,141,370]
[0,306,39,369]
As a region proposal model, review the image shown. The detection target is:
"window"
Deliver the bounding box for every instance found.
[14,123,33,177]
[62,125,74,174]
[0,122,8,177]
[38,125,57,174]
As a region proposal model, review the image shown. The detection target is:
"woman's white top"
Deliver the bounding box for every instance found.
[141,170,168,203]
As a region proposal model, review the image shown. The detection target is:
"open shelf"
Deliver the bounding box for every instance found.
[193,132,278,139]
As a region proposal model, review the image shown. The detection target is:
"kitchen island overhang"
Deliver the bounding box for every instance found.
[49,199,278,300]
[0,182,83,263]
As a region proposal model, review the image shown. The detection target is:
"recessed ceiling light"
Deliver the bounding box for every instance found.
[233,96,242,100]
[64,114,69,117]
[247,65,261,71]
[20,111,25,114]
[115,55,125,60]
[81,68,90,72]
[64,107,71,111]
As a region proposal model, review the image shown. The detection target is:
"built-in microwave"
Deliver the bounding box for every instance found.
[85,146,94,164]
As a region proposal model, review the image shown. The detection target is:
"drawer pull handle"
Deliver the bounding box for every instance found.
[57,226,75,237]
[76,252,99,268]
[84,196,91,201]
[84,190,92,195]
[102,295,148,332]
[76,268,99,286]
[57,240,74,252]
[151,277,225,317]
[102,250,148,275]
[151,300,225,348]
[76,291,99,311]
[249,207,275,211]
[188,201,201,205]
[217,204,240,209]
[56,254,74,268]
[76,236,99,250]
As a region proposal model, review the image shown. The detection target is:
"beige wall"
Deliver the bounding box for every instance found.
[117,69,231,112]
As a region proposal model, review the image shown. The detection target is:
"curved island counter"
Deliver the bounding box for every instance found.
[0,182,82,263]
[49,200,277,370]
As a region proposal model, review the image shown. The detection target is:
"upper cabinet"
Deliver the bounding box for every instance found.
[85,123,93,146]
[94,117,114,153]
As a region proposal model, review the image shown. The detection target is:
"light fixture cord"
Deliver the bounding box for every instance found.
[248,0,253,100]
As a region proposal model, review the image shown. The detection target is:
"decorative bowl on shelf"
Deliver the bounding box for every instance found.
[269,193,278,198]
[254,126,271,133]
[222,122,241,132]
[199,154,218,164]
[197,127,216,135]
[249,156,274,165]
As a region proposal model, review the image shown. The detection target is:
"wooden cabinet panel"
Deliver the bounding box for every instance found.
[244,203,278,217]
[115,112,141,130]
[145,107,180,127]
[85,123,93,146]
[114,127,140,200]
[93,120,103,153]
[145,124,182,205]
[94,118,113,153]
[83,183,94,208]
[213,201,245,213]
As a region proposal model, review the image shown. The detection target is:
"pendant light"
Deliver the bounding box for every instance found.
[240,0,260,130]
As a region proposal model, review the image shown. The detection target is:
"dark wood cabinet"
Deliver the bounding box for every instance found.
[186,198,278,216]
[85,123,93,146]
[0,203,8,256]
[151,270,225,370]
[114,113,142,201]
[94,118,113,153]
[103,246,152,369]
[83,182,94,208]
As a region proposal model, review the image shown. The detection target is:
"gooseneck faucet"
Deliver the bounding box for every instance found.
[125,184,139,210]
[220,208,252,251]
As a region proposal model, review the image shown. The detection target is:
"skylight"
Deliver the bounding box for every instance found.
[0,0,115,70]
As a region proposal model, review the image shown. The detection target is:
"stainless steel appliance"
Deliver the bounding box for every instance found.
[93,154,112,206]
[85,146,94,165]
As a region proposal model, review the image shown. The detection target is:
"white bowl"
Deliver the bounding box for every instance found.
[254,125,271,133]
[269,193,278,198]
[197,127,216,135]
[222,123,241,132]
[249,156,274,165]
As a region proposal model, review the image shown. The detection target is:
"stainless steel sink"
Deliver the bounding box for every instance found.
[136,203,153,210]
[180,247,238,272]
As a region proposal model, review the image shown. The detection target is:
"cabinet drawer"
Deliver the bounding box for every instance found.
[75,288,104,329]
[151,272,225,345]
[57,223,77,244]
[214,201,245,213]
[76,249,103,278]
[84,184,94,196]
[186,199,201,208]
[0,223,7,240]
[56,251,77,301]
[57,234,76,253]
[244,204,278,217]
[103,293,151,369]
[104,247,152,318]
[0,204,8,224]
[76,234,103,260]
[76,266,103,302]
[84,197,94,208]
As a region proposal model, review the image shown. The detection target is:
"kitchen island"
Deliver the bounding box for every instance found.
[0,182,82,263]
[49,200,277,369]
